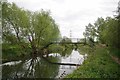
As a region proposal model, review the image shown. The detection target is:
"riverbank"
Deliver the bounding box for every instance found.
[65,45,120,78]
[2,43,72,63]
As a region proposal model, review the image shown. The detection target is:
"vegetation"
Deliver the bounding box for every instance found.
[2,57,59,78]
[1,0,120,79]
[82,1,120,57]
[48,44,64,53]
[2,2,61,61]
[66,45,120,78]
[66,1,120,78]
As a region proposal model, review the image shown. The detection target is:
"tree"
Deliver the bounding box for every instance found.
[83,1,120,50]
[2,2,60,55]
[94,17,106,43]
[83,32,87,44]
[116,1,120,19]
[83,23,96,44]
[102,17,119,49]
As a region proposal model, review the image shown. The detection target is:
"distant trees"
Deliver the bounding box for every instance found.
[2,2,60,55]
[61,36,72,43]
[83,1,120,49]
[83,23,96,46]
[60,36,72,49]
[117,1,120,19]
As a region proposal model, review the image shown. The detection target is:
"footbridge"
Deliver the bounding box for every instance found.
[42,38,85,49]
[51,38,85,44]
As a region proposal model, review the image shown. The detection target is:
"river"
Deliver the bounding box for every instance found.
[1,48,87,79]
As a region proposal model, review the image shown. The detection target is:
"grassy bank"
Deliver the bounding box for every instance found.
[2,43,72,63]
[108,47,120,59]
[65,45,120,78]
[2,44,31,63]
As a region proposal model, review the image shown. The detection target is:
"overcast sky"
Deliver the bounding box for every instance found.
[8,0,119,38]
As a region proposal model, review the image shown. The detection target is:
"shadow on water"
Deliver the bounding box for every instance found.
[2,45,87,79]
[2,55,59,79]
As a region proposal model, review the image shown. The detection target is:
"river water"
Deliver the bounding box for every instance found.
[1,49,87,79]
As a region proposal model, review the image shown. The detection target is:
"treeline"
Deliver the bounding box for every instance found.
[2,2,61,55]
[83,1,120,49]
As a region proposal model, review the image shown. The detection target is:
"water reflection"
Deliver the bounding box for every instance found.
[2,56,59,79]
[2,48,87,79]
[61,50,84,64]
[54,49,85,78]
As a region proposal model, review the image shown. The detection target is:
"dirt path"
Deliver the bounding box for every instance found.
[106,49,120,65]
[110,55,120,65]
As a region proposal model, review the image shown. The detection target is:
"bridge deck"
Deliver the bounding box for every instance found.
[51,42,84,44]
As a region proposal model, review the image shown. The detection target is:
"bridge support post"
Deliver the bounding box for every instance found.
[74,44,78,50]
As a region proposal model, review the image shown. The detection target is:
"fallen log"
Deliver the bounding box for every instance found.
[42,56,81,66]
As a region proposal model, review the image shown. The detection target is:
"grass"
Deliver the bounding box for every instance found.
[2,43,72,63]
[65,45,120,78]
[108,47,120,59]
[2,43,31,63]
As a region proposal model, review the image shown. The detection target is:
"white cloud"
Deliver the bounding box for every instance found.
[8,0,119,38]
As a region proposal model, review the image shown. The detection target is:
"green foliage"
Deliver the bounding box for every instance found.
[83,15,120,49]
[60,36,72,49]
[116,1,120,19]
[61,47,73,57]
[2,2,61,55]
[2,44,20,62]
[83,23,96,45]
[108,47,120,59]
[101,17,119,48]
[2,43,31,62]
[83,12,120,57]
[48,44,64,53]
[79,2,120,78]
[94,17,106,43]
[66,46,120,78]
[48,44,73,57]
[61,36,72,43]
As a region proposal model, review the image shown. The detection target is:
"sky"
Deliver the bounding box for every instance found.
[8,0,119,38]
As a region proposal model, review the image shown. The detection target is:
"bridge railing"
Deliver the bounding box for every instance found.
[50,38,85,44]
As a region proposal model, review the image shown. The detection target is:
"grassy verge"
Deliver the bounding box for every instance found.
[2,43,72,63]
[2,44,31,63]
[65,45,120,78]
[108,47,120,59]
